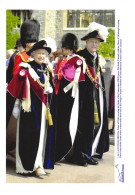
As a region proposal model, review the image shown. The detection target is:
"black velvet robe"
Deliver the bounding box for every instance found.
[15,61,55,172]
[6,50,19,127]
[55,49,109,161]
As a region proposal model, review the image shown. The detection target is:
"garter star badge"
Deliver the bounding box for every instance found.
[76,59,82,66]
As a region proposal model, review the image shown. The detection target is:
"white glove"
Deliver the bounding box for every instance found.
[12,99,20,119]
[44,86,53,94]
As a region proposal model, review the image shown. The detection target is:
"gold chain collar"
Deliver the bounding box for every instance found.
[86,56,105,91]
[86,56,100,82]
[36,68,50,87]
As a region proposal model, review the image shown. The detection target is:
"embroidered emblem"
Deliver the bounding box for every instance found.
[76,59,82,66]
[19,70,25,77]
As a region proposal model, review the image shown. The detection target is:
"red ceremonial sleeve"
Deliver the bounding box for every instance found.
[13,51,30,77]
[7,68,47,106]
[13,54,22,77]
[54,58,67,81]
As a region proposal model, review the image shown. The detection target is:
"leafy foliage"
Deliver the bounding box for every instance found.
[6,10,21,50]
[97,28,115,58]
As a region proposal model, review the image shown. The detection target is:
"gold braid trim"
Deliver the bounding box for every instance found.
[18,53,30,62]
[86,56,100,83]
[76,47,82,53]
[86,56,105,91]
[46,64,53,73]
[36,68,53,126]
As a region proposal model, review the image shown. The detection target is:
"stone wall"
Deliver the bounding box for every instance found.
[55,10,64,47]
[31,10,89,48]
[44,10,57,40]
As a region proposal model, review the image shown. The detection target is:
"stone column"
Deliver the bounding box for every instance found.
[44,10,57,40]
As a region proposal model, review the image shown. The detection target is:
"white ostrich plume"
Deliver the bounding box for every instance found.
[41,37,57,52]
[88,22,109,42]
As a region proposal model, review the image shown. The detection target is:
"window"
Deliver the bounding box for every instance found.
[67,10,115,28]
[11,10,32,27]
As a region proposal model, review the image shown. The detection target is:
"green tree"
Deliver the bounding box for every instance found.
[6,10,21,50]
[97,28,115,58]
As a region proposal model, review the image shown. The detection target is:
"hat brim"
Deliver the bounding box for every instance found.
[27,46,51,56]
[44,47,51,54]
[81,31,104,42]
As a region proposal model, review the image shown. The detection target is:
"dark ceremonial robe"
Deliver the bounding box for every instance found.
[28,61,56,170]
[6,51,30,127]
[53,58,67,94]
[8,60,55,173]
[42,65,56,170]
[6,50,19,84]
[77,48,109,158]
[55,49,109,162]
[108,75,115,118]
[6,51,31,154]
[6,50,19,151]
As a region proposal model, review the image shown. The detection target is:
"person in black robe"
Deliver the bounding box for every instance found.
[6,20,40,156]
[7,40,55,177]
[108,65,115,135]
[55,22,109,167]
[6,38,24,83]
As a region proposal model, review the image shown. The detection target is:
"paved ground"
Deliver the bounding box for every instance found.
[6,143,114,183]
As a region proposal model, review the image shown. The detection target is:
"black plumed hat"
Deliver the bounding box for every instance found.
[20,19,40,48]
[61,33,79,52]
[81,30,104,42]
[27,40,51,56]
[81,22,109,42]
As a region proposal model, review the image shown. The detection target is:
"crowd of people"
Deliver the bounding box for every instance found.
[6,19,115,178]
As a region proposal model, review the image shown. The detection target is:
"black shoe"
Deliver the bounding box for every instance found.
[76,158,88,167]
[84,157,98,165]
[92,154,102,160]
[65,155,88,167]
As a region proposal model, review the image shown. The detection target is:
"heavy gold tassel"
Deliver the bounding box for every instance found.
[48,112,53,126]
[46,107,49,120]
[46,107,53,126]
[94,100,99,124]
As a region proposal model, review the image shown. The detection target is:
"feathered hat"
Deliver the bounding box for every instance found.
[20,19,40,48]
[61,33,79,52]
[27,40,51,56]
[42,37,57,53]
[81,22,109,42]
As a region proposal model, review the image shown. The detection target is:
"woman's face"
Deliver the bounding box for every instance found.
[86,38,100,54]
[33,49,47,65]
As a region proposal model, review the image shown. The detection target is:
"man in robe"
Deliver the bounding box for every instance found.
[55,22,109,166]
